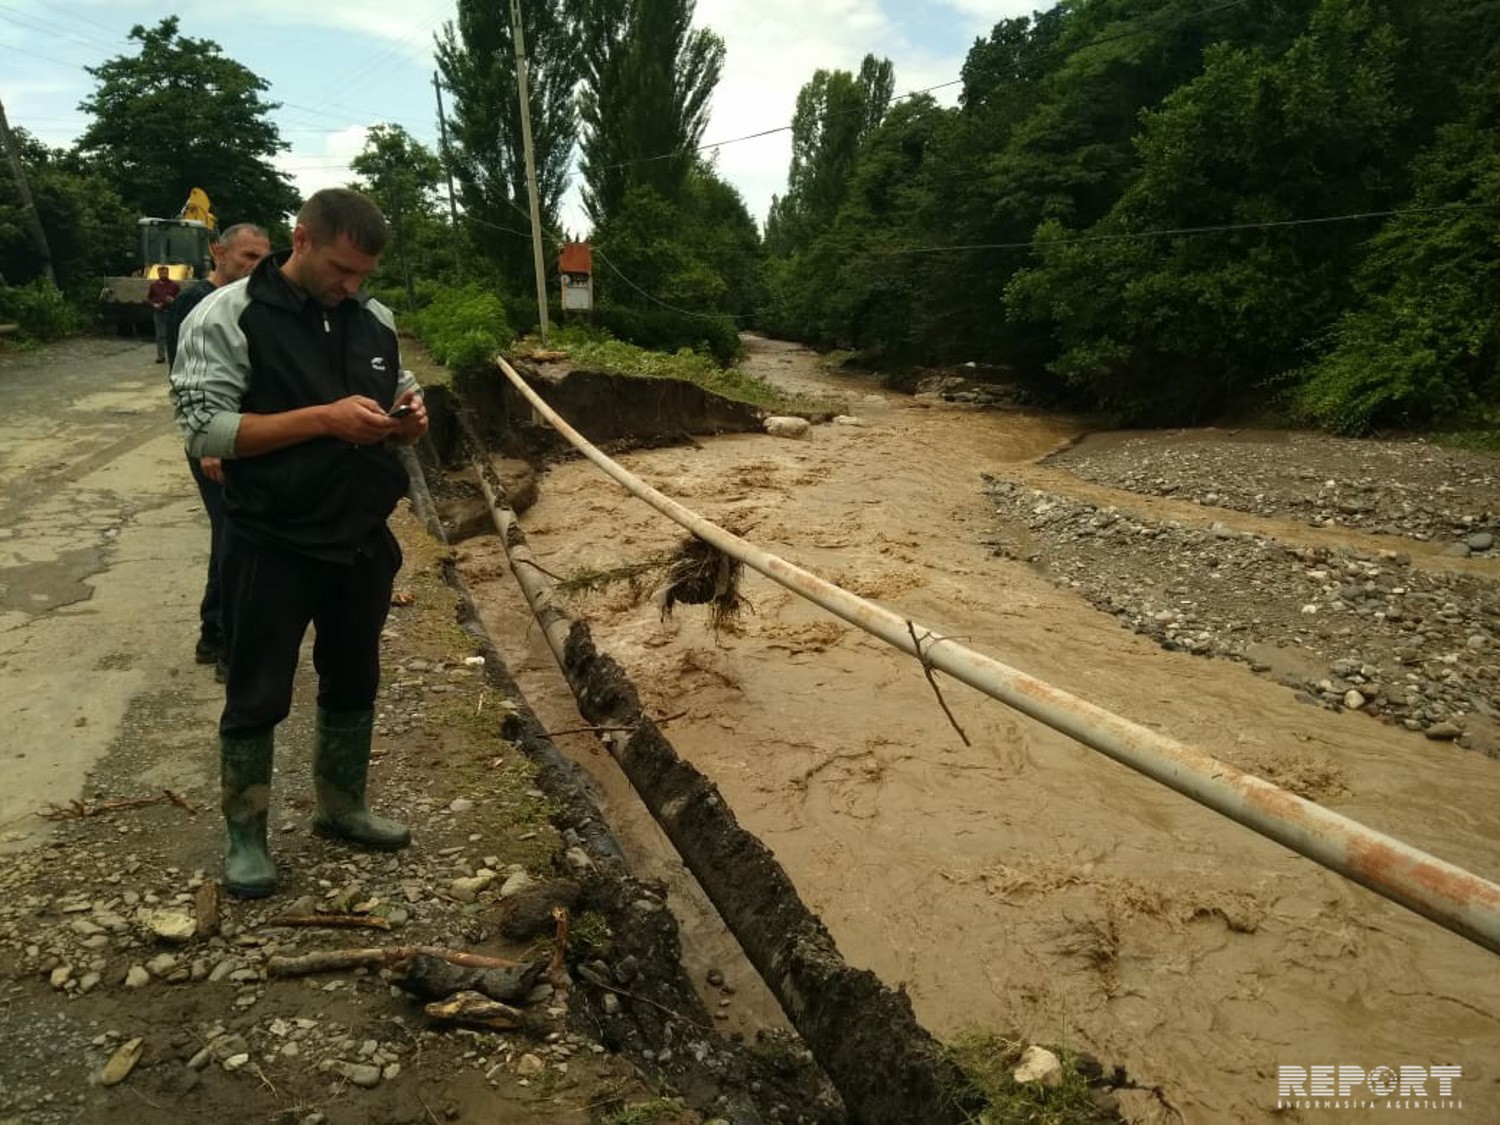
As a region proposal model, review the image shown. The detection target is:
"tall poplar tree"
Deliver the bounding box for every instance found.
[435,0,580,283]
[577,0,724,226]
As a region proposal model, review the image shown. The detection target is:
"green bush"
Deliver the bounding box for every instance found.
[0,279,83,342]
[409,284,515,369]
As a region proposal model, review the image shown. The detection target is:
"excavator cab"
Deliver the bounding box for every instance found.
[138,218,214,282]
[100,189,218,333]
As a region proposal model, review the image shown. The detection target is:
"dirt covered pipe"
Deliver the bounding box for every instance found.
[457,418,974,1125]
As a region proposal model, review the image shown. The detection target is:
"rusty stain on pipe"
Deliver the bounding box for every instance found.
[492,357,1500,956]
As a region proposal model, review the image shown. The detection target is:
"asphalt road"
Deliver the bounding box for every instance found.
[0,336,220,847]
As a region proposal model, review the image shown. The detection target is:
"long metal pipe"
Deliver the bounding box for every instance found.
[492,357,1500,956]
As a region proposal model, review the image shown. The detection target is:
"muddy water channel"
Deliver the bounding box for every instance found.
[455,338,1500,1123]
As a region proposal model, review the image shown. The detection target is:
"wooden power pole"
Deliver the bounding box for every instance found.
[508,0,551,344]
[0,95,55,284]
[431,71,465,280]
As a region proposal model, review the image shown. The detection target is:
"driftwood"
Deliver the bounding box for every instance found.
[424,990,546,1034]
[390,953,544,1004]
[194,882,221,938]
[265,912,391,932]
[548,905,570,984]
[267,945,522,978]
[39,789,196,820]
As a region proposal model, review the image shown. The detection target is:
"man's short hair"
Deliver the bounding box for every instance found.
[296,189,387,255]
[218,222,269,247]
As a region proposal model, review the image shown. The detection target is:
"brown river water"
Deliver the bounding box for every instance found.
[455,336,1499,1123]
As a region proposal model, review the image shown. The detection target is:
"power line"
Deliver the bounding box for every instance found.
[596,78,964,173]
[869,202,1500,256]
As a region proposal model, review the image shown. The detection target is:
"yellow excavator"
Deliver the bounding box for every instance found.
[99,188,218,334]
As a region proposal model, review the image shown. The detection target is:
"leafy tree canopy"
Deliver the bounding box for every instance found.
[77,17,299,228]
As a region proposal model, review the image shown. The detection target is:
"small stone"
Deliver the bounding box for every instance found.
[222,1053,250,1073]
[1425,721,1462,741]
[1466,532,1493,552]
[148,910,197,943]
[764,415,811,440]
[1013,1045,1064,1088]
[498,871,534,899]
[448,798,475,814]
[706,968,725,987]
[100,1037,145,1087]
[79,971,101,994]
[1343,690,1366,711]
[146,954,178,977]
[49,965,72,989]
[602,993,621,1016]
[448,875,493,903]
[187,1048,212,1071]
[516,1054,545,1077]
[383,1063,401,1081]
[330,1060,382,1088]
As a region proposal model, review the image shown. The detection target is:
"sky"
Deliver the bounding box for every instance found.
[0,0,1036,233]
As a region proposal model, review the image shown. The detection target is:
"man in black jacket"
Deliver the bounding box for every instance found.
[165,222,272,679]
[171,189,428,898]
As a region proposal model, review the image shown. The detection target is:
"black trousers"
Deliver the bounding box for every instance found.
[219,523,401,737]
[187,455,227,645]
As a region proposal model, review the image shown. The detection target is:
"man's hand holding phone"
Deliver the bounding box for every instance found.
[387,392,428,444]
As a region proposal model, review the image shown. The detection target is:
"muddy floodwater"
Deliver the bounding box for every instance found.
[456,337,1500,1123]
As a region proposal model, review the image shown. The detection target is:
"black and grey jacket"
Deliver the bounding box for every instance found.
[170,251,419,562]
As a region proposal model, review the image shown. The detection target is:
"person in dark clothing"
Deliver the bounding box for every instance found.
[166,223,272,678]
[170,189,428,898]
[147,267,179,362]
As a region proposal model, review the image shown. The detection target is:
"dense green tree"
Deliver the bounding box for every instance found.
[1007,0,1407,421]
[350,125,446,306]
[76,18,298,226]
[0,131,135,296]
[577,0,724,225]
[435,0,579,285]
[765,56,893,257]
[1298,75,1500,432]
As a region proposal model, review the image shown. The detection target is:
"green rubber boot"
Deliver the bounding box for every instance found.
[220,731,278,898]
[312,708,410,850]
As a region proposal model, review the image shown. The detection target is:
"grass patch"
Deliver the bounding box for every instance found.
[1430,428,1500,454]
[600,1096,692,1125]
[944,1031,1116,1124]
[514,327,805,411]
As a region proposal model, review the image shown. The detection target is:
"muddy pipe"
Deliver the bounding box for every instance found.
[488,356,1500,959]
[459,415,974,1125]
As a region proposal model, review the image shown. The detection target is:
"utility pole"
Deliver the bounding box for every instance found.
[431,71,465,280]
[508,0,550,344]
[0,95,55,285]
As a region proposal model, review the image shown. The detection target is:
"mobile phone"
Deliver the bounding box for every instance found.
[387,402,416,419]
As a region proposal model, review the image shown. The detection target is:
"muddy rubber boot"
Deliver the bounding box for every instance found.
[312,708,410,850]
[220,731,277,898]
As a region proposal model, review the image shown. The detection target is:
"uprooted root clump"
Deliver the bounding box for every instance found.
[560,535,747,631]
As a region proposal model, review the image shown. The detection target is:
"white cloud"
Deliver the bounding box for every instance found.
[684,0,971,226]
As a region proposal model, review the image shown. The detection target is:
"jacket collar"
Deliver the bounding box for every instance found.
[247,249,372,314]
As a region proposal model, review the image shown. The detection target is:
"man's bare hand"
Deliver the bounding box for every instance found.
[322,396,397,445]
[200,456,224,484]
[389,391,429,445]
